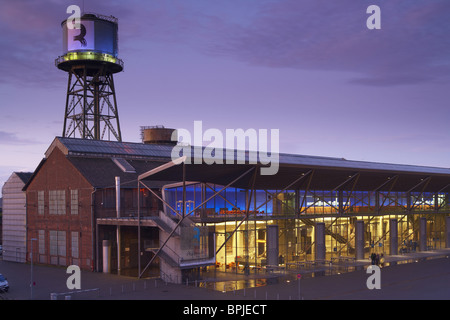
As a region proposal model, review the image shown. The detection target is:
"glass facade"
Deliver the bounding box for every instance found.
[163,183,450,274]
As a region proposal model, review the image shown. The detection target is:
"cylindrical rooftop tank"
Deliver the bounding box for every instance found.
[55,13,123,73]
[141,126,178,145]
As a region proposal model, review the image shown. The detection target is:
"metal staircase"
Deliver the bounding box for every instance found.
[300,218,349,244]
[142,210,215,283]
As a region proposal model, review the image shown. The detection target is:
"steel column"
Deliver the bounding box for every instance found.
[315,222,325,260]
[419,217,427,251]
[355,220,365,260]
[446,216,450,248]
[389,219,398,255]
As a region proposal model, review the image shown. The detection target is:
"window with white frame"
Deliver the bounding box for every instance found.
[71,232,79,259]
[71,190,79,215]
[49,230,66,257]
[38,191,45,215]
[38,230,45,255]
[49,190,66,215]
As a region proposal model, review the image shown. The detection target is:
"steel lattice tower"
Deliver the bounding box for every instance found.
[56,13,123,141]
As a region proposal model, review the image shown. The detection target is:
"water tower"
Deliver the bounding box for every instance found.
[55,13,124,141]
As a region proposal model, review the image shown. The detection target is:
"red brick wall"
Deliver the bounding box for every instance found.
[26,148,94,270]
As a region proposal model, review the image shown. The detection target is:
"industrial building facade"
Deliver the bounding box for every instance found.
[140,147,450,282]
[1,172,32,263]
[22,138,165,276]
[12,136,450,283]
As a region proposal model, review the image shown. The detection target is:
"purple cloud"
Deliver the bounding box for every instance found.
[0,1,63,86]
[0,131,39,145]
[1,0,448,88]
[201,0,450,86]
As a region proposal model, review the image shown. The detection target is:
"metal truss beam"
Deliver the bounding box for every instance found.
[63,65,122,141]
[377,176,399,213]
[215,168,258,256]
[138,163,255,278]
[332,172,360,192]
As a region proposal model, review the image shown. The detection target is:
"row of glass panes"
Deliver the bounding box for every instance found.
[40,230,79,258]
[164,184,450,216]
[37,190,78,215]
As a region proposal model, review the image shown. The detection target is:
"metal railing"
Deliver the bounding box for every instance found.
[55,52,124,69]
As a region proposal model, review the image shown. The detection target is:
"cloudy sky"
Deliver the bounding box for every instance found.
[1,0,450,187]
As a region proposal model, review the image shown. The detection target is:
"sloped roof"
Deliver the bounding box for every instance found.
[27,136,450,192]
[24,138,174,190]
[46,137,175,160]
[67,156,170,188]
[14,172,33,184]
[51,136,450,175]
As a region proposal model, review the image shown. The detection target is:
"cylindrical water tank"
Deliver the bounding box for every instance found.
[62,13,118,57]
[56,13,123,73]
[141,126,178,145]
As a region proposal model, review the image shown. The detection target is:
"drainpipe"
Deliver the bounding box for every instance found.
[91,187,97,272]
[116,177,121,275]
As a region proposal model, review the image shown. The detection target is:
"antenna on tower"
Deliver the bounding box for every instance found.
[55,12,124,141]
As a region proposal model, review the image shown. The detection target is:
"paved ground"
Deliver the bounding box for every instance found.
[1,249,449,301]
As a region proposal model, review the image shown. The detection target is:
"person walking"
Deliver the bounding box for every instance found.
[370,252,376,265]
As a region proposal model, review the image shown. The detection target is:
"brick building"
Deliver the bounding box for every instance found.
[24,137,170,276]
[2,172,33,262]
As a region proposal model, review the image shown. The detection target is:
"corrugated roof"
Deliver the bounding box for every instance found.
[25,137,450,192]
[52,137,174,159]
[67,157,172,188]
[52,137,450,176]
[279,152,450,175]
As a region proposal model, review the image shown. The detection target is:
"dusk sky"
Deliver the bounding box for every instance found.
[1,0,450,188]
